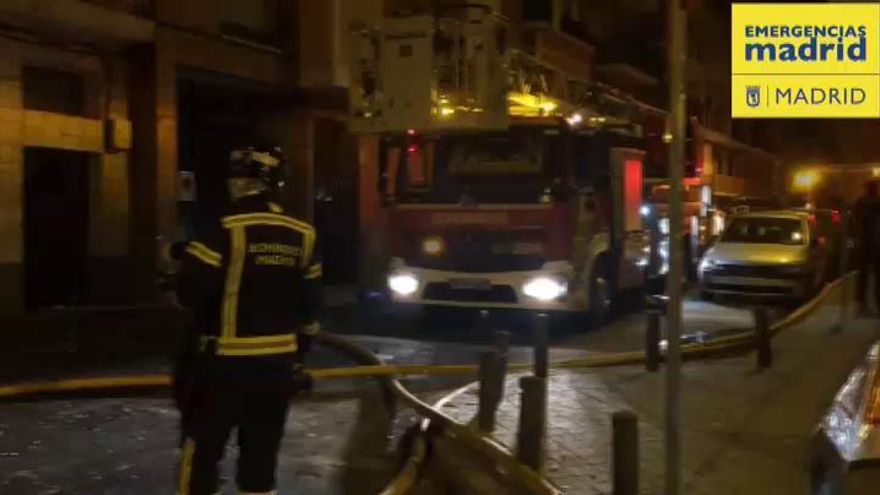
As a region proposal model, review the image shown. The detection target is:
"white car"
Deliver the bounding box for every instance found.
[698,211,827,300]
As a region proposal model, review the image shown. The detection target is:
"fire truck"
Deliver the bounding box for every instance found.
[350,6,657,323]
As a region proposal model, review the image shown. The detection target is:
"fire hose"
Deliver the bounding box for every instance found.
[0,273,852,401]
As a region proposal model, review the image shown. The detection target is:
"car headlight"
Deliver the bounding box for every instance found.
[523,276,568,302]
[698,258,717,273]
[389,273,419,296]
[421,236,446,256]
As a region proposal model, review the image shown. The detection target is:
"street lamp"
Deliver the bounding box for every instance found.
[791,168,822,194]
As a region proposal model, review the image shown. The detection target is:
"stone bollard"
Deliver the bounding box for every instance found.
[493,330,510,405]
[516,375,547,471]
[753,307,772,370]
[478,351,501,432]
[612,410,639,495]
[494,329,511,361]
[478,309,491,332]
[533,313,549,378]
[835,275,849,333]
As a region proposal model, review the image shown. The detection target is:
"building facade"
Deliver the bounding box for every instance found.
[0,0,795,315]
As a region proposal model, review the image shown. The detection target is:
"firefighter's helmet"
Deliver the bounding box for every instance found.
[227,145,286,199]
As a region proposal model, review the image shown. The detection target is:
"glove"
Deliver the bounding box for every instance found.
[291,364,313,395]
[297,321,319,359]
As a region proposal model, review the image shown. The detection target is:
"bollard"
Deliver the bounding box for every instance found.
[533,314,549,379]
[494,329,511,359]
[644,295,668,372]
[493,330,511,405]
[612,410,639,495]
[835,275,849,333]
[478,309,491,332]
[516,375,547,471]
[753,308,772,369]
[478,351,501,432]
[645,311,661,372]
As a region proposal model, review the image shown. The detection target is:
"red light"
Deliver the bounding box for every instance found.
[407,145,418,154]
[625,159,643,229]
[831,210,842,224]
[808,214,817,226]
[406,129,416,136]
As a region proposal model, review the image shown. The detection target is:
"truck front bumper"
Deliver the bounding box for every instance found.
[386,260,583,312]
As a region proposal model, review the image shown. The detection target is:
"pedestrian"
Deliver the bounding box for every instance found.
[171,144,322,495]
[854,180,880,314]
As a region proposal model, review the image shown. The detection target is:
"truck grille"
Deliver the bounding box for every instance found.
[422,283,519,303]
[411,229,547,273]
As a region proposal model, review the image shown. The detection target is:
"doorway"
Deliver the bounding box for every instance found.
[24,148,91,310]
[177,75,280,237]
[313,118,359,285]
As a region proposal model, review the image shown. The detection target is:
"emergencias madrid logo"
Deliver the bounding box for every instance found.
[732,3,880,118]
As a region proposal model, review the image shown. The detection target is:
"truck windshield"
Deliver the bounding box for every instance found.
[721,217,805,245]
[389,126,564,204]
[442,131,544,177]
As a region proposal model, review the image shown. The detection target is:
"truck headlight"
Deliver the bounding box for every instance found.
[389,273,419,296]
[523,276,568,302]
[421,236,446,256]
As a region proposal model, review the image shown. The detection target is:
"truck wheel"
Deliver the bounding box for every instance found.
[589,262,613,327]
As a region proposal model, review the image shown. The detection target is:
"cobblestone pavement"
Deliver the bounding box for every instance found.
[441,301,880,494]
[0,392,415,495]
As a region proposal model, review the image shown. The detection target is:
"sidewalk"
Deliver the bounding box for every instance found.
[440,303,880,494]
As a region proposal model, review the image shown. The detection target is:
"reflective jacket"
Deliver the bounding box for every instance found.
[175,196,321,359]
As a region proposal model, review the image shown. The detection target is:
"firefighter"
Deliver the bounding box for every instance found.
[172,145,321,495]
[854,180,880,314]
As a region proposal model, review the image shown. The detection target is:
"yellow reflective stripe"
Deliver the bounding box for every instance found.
[178,438,195,495]
[305,263,322,280]
[215,334,298,356]
[188,241,221,261]
[222,213,314,235]
[303,230,316,269]
[268,202,283,213]
[221,227,246,339]
[221,334,297,345]
[184,242,221,267]
[216,344,298,356]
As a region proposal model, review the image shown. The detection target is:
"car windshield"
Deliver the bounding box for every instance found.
[721,217,806,245]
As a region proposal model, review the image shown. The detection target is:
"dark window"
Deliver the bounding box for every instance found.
[23,66,86,116]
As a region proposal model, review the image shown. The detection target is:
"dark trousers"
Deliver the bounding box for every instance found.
[175,358,293,495]
[857,249,880,312]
